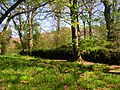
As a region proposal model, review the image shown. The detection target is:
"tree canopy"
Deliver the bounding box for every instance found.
[0,0,120,62]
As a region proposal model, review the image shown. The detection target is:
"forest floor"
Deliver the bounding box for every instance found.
[52,60,120,74]
[78,61,120,74]
[0,55,120,90]
[49,59,120,73]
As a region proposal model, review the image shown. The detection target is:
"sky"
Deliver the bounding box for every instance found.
[0,0,105,37]
[0,1,71,37]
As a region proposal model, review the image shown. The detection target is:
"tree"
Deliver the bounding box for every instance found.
[101,0,111,41]
[81,0,99,38]
[10,2,25,51]
[0,28,12,54]
[69,0,81,61]
[18,3,24,50]
[49,0,66,48]
[0,0,25,24]
[0,3,13,54]
[6,0,52,53]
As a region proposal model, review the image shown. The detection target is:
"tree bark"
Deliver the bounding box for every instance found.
[27,5,33,54]
[0,18,10,55]
[55,14,61,48]
[1,40,7,55]
[18,3,24,50]
[112,0,117,23]
[69,0,81,61]
[83,21,86,39]
[77,14,80,37]
[102,0,111,40]
[88,12,92,38]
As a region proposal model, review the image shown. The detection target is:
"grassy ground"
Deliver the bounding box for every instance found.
[0,55,120,90]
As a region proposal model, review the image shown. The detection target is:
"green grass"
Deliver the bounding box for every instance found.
[0,55,120,90]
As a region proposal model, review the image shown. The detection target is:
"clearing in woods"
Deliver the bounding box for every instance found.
[0,55,120,90]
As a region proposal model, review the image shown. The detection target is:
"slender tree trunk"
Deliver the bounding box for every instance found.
[29,21,33,54]
[56,15,61,48]
[1,40,7,55]
[102,0,111,40]
[57,15,60,31]
[112,0,117,23]
[28,14,33,54]
[26,3,33,54]
[18,3,24,51]
[88,13,92,38]
[69,0,81,61]
[77,14,80,37]
[87,11,92,39]
[83,21,86,39]
[0,18,10,55]
[105,5,111,40]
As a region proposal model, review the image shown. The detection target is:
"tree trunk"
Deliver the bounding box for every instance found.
[28,20,33,54]
[55,15,61,48]
[0,18,10,55]
[1,41,7,55]
[69,0,81,61]
[77,14,80,37]
[112,0,117,23]
[18,3,24,51]
[28,15,33,54]
[83,21,86,39]
[102,0,111,40]
[88,12,92,38]
[27,3,33,54]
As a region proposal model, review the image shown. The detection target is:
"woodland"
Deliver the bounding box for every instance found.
[0,0,120,89]
[0,0,120,64]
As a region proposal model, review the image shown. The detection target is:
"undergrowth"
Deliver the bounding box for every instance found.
[0,55,120,90]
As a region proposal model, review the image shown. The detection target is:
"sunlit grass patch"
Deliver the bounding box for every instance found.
[0,55,120,90]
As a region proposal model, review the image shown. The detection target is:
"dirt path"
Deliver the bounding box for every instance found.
[78,61,120,73]
[108,65,120,73]
[45,59,120,73]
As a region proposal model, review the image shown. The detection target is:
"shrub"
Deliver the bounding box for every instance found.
[20,49,30,55]
[81,49,120,65]
[31,46,74,61]
[79,37,120,65]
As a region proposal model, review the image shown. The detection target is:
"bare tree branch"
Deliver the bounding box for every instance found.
[0,0,25,24]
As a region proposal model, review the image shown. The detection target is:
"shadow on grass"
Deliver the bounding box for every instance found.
[0,55,108,72]
[1,55,120,90]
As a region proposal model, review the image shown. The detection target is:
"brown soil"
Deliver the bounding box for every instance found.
[78,61,120,73]
[43,59,120,73]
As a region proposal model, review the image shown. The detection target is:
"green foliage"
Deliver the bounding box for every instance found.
[79,37,111,53]
[81,49,120,65]
[79,35,120,64]
[51,27,72,48]
[0,55,120,89]
[0,0,7,4]
[67,3,73,8]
